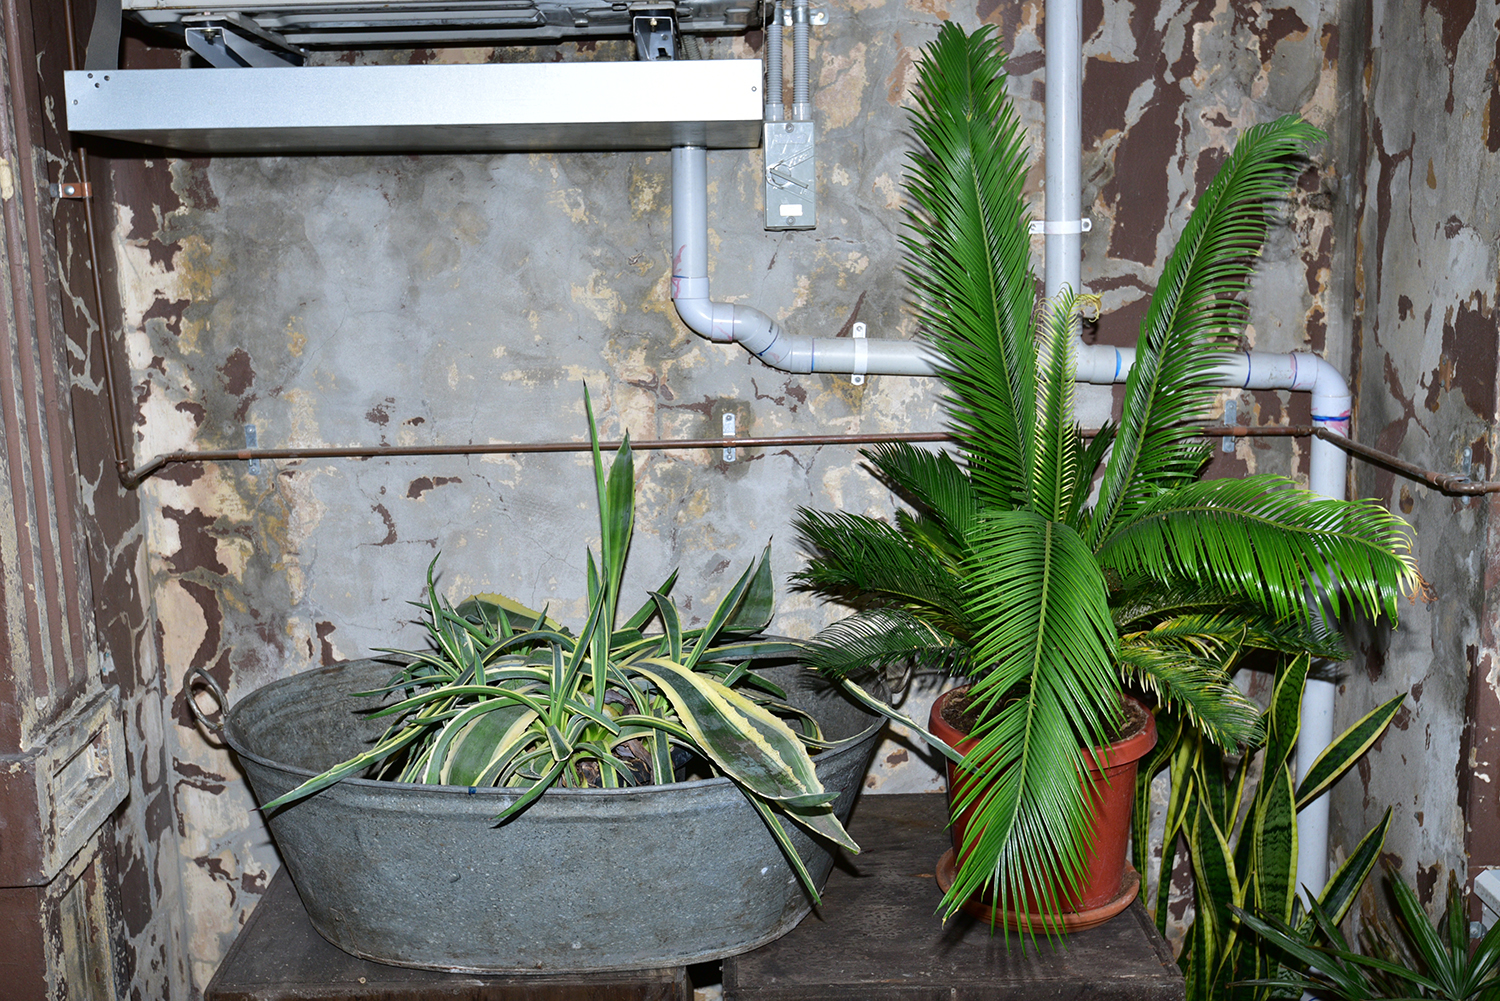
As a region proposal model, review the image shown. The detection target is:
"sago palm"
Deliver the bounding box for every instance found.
[792,22,1418,931]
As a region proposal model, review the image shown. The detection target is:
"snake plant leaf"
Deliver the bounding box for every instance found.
[457,594,565,635]
[1294,692,1406,808]
[1186,799,1239,1001]
[648,591,684,662]
[1250,757,1298,926]
[1310,807,1391,930]
[259,723,431,812]
[1265,652,1309,774]
[742,794,826,907]
[838,679,962,765]
[780,800,859,852]
[631,659,836,808]
[682,546,771,671]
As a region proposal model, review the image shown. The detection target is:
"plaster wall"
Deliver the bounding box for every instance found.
[1338,0,1500,919]
[103,1,1371,992]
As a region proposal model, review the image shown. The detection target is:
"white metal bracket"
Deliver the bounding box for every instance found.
[722,412,736,463]
[1221,399,1237,453]
[779,4,829,25]
[851,321,867,386]
[1029,218,1092,235]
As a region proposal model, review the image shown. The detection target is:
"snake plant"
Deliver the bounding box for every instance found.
[792,23,1419,931]
[1140,652,1404,999]
[262,388,857,901]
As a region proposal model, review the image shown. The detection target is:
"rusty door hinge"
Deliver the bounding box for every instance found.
[49,181,91,199]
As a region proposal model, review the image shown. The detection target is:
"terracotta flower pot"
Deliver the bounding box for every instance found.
[929,686,1157,930]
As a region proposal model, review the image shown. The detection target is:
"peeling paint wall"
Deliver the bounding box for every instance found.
[1338,0,1500,922]
[98,1,1420,992]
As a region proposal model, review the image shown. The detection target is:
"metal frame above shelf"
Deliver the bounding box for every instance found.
[63,59,764,154]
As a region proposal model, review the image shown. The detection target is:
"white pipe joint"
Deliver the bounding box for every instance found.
[670,145,937,376]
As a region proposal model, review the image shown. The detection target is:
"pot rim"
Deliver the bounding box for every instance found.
[224,660,886,801]
[930,684,1158,770]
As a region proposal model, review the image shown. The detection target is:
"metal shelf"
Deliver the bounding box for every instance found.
[63,59,763,154]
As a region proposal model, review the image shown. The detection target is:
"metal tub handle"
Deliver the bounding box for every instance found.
[183,667,228,735]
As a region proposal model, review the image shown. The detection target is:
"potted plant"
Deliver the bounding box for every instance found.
[190,388,885,973]
[791,23,1419,935]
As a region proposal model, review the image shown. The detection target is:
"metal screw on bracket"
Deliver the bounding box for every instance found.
[722,413,736,463]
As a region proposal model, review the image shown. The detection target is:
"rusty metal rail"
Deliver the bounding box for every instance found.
[118,424,1496,496]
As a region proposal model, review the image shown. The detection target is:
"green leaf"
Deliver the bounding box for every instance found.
[723,544,776,635]
[1295,692,1405,808]
[1250,757,1297,926]
[631,659,835,807]
[1310,808,1390,930]
[1090,115,1324,549]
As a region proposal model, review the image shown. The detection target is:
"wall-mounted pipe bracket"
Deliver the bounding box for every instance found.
[722,412,737,462]
[779,4,828,25]
[1029,218,1092,235]
[1221,399,1238,452]
[850,322,867,386]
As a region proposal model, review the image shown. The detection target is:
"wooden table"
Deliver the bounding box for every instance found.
[203,869,690,1001]
[723,793,1185,1001]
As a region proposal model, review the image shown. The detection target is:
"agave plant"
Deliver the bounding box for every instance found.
[792,23,1418,929]
[263,388,857,900]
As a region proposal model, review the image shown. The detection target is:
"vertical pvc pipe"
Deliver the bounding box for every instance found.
[1295,368,1353,899]
[1043,0,1082,300]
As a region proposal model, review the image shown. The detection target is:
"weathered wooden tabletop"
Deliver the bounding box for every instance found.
[724,793,1186,1001]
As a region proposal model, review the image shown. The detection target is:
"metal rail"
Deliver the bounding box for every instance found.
[118,424,1497,495]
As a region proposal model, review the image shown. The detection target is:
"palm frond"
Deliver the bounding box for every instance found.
[1110,580,1350,661]
[790,509,968,627]
[902,22,1037,509]
[1032,289,1084,521]
[944,510,1122,921]
[1116,618,1265,749]
[802,607,970,681]
[862,440,980,543]
[1090,116,1326,547]
[1096,476,1419,629]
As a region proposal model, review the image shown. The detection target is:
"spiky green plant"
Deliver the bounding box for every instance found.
[262,388,858,902]
[792,23,1418,932]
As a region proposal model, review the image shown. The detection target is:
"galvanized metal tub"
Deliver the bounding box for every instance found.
[218,658,882,973]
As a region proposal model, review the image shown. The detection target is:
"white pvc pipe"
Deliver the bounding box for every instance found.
[1048,0,1343,897]
[671,145,939,376]
[672,7,1349,890]
[1042,0,1082,302]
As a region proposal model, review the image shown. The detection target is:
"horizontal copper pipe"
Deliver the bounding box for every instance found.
[122,424,1499,496]
[121,431,957,487]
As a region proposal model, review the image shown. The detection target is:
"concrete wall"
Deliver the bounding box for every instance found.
[93,1,1457,993]
[1337,0,1500,921]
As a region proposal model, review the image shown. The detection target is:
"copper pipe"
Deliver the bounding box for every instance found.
[121,431,958,488]
[122,424,1499,497]
[64,0,136,486]
[1205,424,1498,495]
